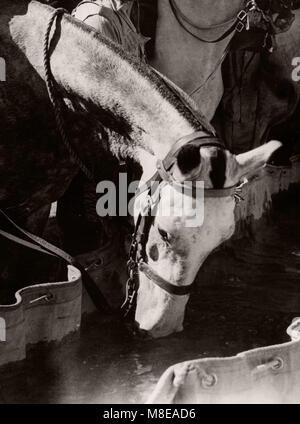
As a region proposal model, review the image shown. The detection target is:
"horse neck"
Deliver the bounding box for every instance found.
[7,1,205,165]
[151,0,244,120]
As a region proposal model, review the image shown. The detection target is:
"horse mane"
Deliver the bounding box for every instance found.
[60,9,215,135]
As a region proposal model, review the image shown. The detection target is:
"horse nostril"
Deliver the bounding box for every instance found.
[149,244,159,262]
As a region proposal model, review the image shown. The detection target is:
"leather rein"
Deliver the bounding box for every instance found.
[169,0,260,43]
[121,132,247,317]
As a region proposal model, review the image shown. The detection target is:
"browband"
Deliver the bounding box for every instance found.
[160,131,224,172]
[135,132,225,199]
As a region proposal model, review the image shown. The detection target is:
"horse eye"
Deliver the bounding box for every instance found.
[158,227,170,242]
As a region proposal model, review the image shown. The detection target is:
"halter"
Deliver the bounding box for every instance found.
[121,131,247,317]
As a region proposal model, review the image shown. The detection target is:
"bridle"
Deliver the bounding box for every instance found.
[169,0,260,44]
[121,131,247,317]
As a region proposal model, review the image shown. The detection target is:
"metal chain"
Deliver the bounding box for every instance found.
[121,195,152,317]
[121,226,140,317]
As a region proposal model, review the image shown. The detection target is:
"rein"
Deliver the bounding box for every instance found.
[169,0,258,43]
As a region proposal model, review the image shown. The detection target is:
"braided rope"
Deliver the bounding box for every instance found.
[43,8,95,182]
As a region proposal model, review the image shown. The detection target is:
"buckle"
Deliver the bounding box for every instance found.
[233,178,248,203]
[236,21,245,32]
[246,0,257,12]
[237,10,247,22]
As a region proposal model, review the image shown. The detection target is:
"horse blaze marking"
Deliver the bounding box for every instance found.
[0,58,6,81]
[0,317,6,342]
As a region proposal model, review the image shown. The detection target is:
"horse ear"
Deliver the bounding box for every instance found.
[177,144,201,175]
[235,140,282,179]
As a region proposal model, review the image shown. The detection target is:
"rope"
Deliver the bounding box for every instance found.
[43,8,95,182]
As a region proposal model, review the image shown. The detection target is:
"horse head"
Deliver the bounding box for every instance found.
[134,139,281,338]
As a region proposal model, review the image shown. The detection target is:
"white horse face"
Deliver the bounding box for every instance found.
[135,141,282,338]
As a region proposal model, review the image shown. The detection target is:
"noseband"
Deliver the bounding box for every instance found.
[121,131,247,317]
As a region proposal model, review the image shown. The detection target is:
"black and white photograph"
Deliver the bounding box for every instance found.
[0,0,300,407]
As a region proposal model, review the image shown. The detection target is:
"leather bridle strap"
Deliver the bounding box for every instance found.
[169,0,258,44]
[135,132,224,200]
[139,262,193,296]
[159,132,223,170]
[169,0,239,43]
[157,134,224,181]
